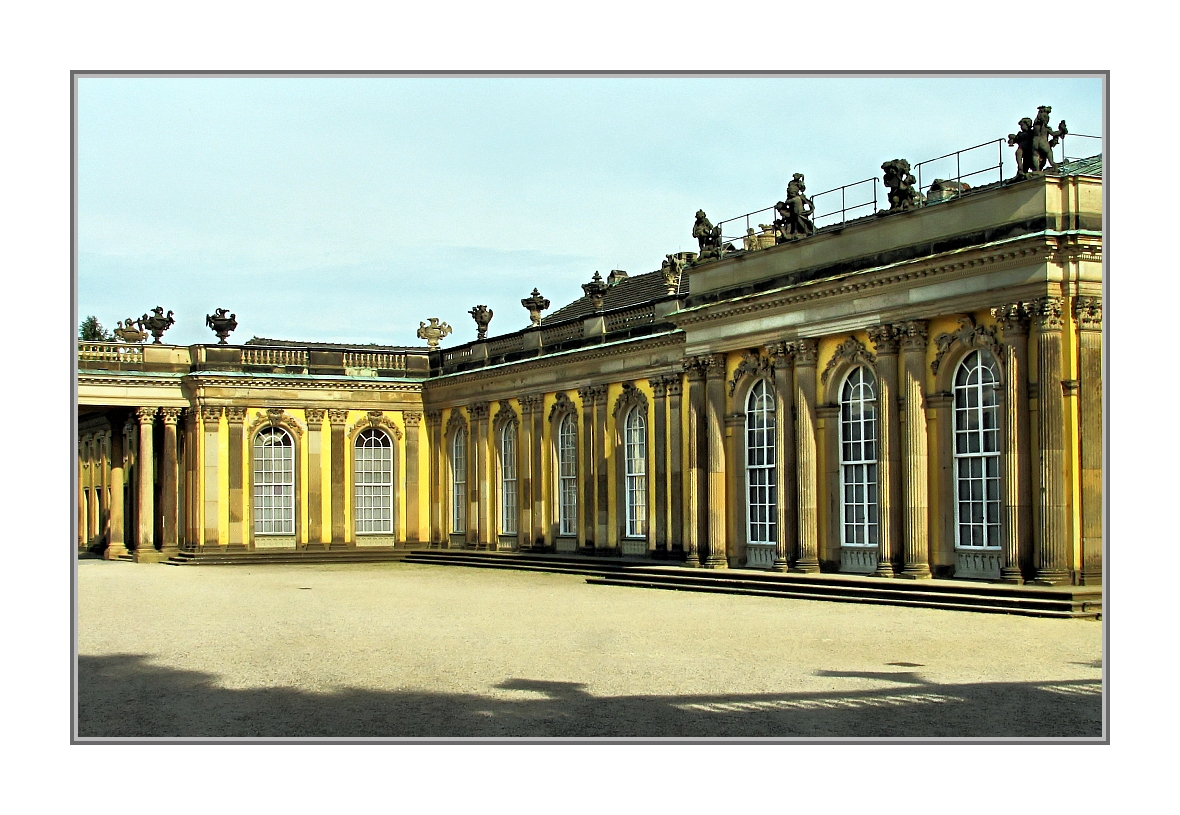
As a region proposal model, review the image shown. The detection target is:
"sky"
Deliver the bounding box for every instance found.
[76,75,1104,348]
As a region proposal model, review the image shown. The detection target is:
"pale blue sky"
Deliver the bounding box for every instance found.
[77,75,1103,347]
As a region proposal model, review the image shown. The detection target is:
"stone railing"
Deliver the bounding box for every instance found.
[242,347,309,367]
[343,351,407,370]
[442,347,474,365]
[78,341,144,363]
[605,304,656,333]
[486,335,524,356]
[541,321,583,345]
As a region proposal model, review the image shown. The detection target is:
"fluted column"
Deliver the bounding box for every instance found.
[224,407,246,549]
[992,305,1032,583]
[79,434,91,550]
[425,410,443,545]
[471,402,491,548]
[767,343,797,572]
[305,408,325,548]
[667,376,684,557]
[1075,296,1103,585]
[1030,295,1069,585]
[649,376,671,556]
[160,408,183,554]
[327,409,348,546]
[682,358,707,567]
[703,354,729,569]
[577,386,598,551]
[134,407,158,560]
[792,339,821,572]
[184,411,198,547]
[402,410,421,544]
[868,326,900,577]
[896,321,932,578]
[200,405,222,549]
[519,395,545,549]
[107,416,127,558]
[516,401,534,550]
[593,387,609,551]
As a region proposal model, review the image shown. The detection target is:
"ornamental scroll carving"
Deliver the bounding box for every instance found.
[519,394,545,416]
[304,408,326,425]
[349,411,402,443]
[445,408,468,438]
[792,338,819,367]
[728,350,772,396]
[866,325,899,356]
[492,400,519,431]
[425,409,443,429]
[247,407,304,439]
[577,384,607,406]
[1027,295,1064,331]
[611,383,648,421]
[548,392,577,422]
[991,303,1030,336]
[931,315,1001,376]
[1073,296,1102,330]
[821,337,876,385]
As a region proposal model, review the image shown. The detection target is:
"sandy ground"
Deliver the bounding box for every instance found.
[76,559,1103,739]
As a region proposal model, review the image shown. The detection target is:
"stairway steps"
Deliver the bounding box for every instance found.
[164,548,421,566]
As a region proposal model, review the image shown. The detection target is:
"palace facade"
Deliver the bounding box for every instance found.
[76,147,1103,586]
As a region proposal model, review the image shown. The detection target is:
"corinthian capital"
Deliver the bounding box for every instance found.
[867,325,899,356]
[1073,296,1102,331]
[894,320,929,353]
[135,406,158,424]
[159,407,184,424]
[402,410,422,427]
[1028,295,1064,330]
[304,408,326,424]
[991,302,1030,336]
[791,338,819,367]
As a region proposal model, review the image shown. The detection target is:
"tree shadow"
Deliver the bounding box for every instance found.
[77,654,1102,739]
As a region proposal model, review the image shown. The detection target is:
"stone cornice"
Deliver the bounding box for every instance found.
[182,374,424,393]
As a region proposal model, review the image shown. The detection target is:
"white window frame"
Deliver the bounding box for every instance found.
[839,366,879,548]
[953,350,1002,549]
[624,406,647,538]
[745,378,776,545]
[558,413,577,537]
[354,428,393,535]
[500,422,517,535]
[451,430,466,533]
[253,426,295,536]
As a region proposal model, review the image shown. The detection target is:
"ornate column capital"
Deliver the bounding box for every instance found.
[867,325,900,356]
[791,338,819,367]
[991,302,1030,336]
[1028,295,1064,331]
[576,385,607,406]
[135,406,158,424]
[519,394,545,415]
[767,341,796,368]
[468,401,490,421]
[1073,296,1102,331]
[403,410,422,427]
[699,353,727,381]
[327,408,349,427]
[894,320,929,353]
[425,409,443,428]
[159,407,184,425]
[224,406,247,424]
[682,356,707,382]
[198,405,223,423]
[649,375,671,398]
[304,408,326,424]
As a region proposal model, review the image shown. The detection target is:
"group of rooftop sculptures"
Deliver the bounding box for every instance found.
[101,306,238,345]
[1008,104,1068,179]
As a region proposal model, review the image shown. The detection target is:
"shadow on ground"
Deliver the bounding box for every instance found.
[77,654,1102,739]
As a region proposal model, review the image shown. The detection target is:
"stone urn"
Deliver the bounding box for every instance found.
[521,288,550,326]
[141,306,176,344]
[113,317,147,344]
[469,305,493,341]
[205,308,238,344]
[417,318,452,349]
[581,271,609,311]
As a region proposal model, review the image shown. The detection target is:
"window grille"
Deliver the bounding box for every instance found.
[745,379,777,544]
[451,430,466,533]
[624,407,647,537]
[953,350,1002,548]
[500,422,517,535]
[840,367,879,547]
[354,428,392,534]
[558,414,577,536]
[253,427,294,535]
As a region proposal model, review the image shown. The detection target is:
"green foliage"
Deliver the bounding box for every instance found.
[79,315,111,341]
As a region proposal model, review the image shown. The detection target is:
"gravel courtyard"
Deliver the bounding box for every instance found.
[76,559,1103,739]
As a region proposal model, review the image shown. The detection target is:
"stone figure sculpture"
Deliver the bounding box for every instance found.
[879,159,923,213]
[692,210,734,262]
[469,305,493,341]
[660,253,686,296]
[521,288,551,326]
[582,271,609,311]
[416,318,452,349]
[113,317,147,344]
[1009,106,1067,178]
[774,173,816,240]
[141,306,176,344]
[205,309,238,344]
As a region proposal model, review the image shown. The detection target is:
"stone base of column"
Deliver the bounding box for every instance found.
[104,544,128,560]
[682,552,702,568]
[895,568,933,580]
[790,559,820,574]
[1079,569,1102,586]
[1031,570,1071,586]
[999,566,1025,584]
[770,556,788,573]
[132,548,166,563]
[704,552,728,569]
[871,561,897,578]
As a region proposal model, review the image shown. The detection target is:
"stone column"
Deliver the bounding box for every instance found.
[516,400,534,550]
[107,416,127,559]
[97,432,110,546]
[305,409,325,549]
[79,434,91,550]
[896,321,932,578]
[703,354,728,569]
[519,395,545,549]
[1074,296,1103,585]
[134,406,158,560]
[682,358,706,567]
[577,386,598,552]
[225,407,246,549]
[184,411,198,547]
[328,409,349,546]
[159,408,183,555]
[470,402,491,548]
[767,343,798,572]
[425,410,443,545]
[593,387,609,552]
[649,376,670,556]
[792,339,821,572]
[992,305,1032,583]
[200,405,222,549]
[403,411,422,544]
[868,326,901,577]
[667,376,684,557]
[1030,295,1070,585]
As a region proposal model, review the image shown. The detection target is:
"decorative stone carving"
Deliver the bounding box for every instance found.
[417,318,452,349]
[728,350,772,396]
[1008,105,1067,178]
[135,406,158,423]
[879,159,923,213]
[774,173,816,241]
[468,305,493,341]
[304,408,326,424]
[1073,296,1102,330]
[248,407,304,439]
[660,254,686,296]
[445,408,467,437]
[199,405,223,423]
[224,406,247,423]
[792,338,819,367]
[691,211,733,263]
[141,306,176,344]
[931,315,1002,375]
[425,409,443,428]
[521,289,551,326]
[355,410,401,440]
[548,392,576,422]
[402,410,422,427]
[992,302,1031,335]
[492,400,519,430]
[866,325,900,356]
[894,320,929,353]
[821,337,877,384]
[159,407,184,424]
[468,401,490,421]
[326,408,348,427]
[582,272,609,311]
[1027,295,1064,331]
[205,308,238,344]
[611,383,648,420]
[649,374,679,397]
[766,342,796,368]
[113,317,147,344]
[577,384,607,406]
[519,394,545,416]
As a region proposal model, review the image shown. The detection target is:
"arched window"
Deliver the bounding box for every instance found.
[558,413,577,536]
[745,379,776,544]
[500,422,517,535]
[954,350,1002,549]
[624,407,647,538]
[451,429,466,533]
[355,428,392,534]
[254,427,294,535]
[840,367,878,548]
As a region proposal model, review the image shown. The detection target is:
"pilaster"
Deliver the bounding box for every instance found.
[867,326,901,577]
[792,339,821,572]
[403,411,422,544]
[682,358,707,567]
[328,408,349,546]
[159,407,183,554]
[593,387,610,552]
[1074,296,1103,585]
[666,376,684,557]
[1029,295,1070,585]
[992,304,1032,583]
[304,408,326,548]
[576,386,600,552]
[896,321,932,579]
[470,401,491,548]
[225,406,247,550]
[520,395,546,549]
[134,406,159,561]
[649,376,671,556]
[200,405,222,550]
[425,410,443,545]
[703,354,728,569]
[767,343,797,572]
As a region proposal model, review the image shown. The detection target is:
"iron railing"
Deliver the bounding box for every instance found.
[1057,133,1102,164]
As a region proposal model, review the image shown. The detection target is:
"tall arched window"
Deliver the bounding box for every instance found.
[840,366,878,548]
[500,422,517,535]
[558,413,577,536]
[954,350,1001,549]
[355,428,392,534]
[451,430,466,533]
[624,407,647,538]
[254,427,294,535]
[745,379,776,544]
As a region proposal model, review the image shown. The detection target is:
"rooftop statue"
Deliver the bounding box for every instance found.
[417,317,452,349]
[582,271,609,311]
[660,253,686,296]
[113,317,147,344]
[469,304,493,341]
[1009,105,1067,179]
[879,159,923,214]
[692,210,733,263]
[521,288,551,326]
[205,308,238,344]
[141,306,175,344]
[774,173,816,241]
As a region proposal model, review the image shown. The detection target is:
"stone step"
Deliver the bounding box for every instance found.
[164,547,423,566]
